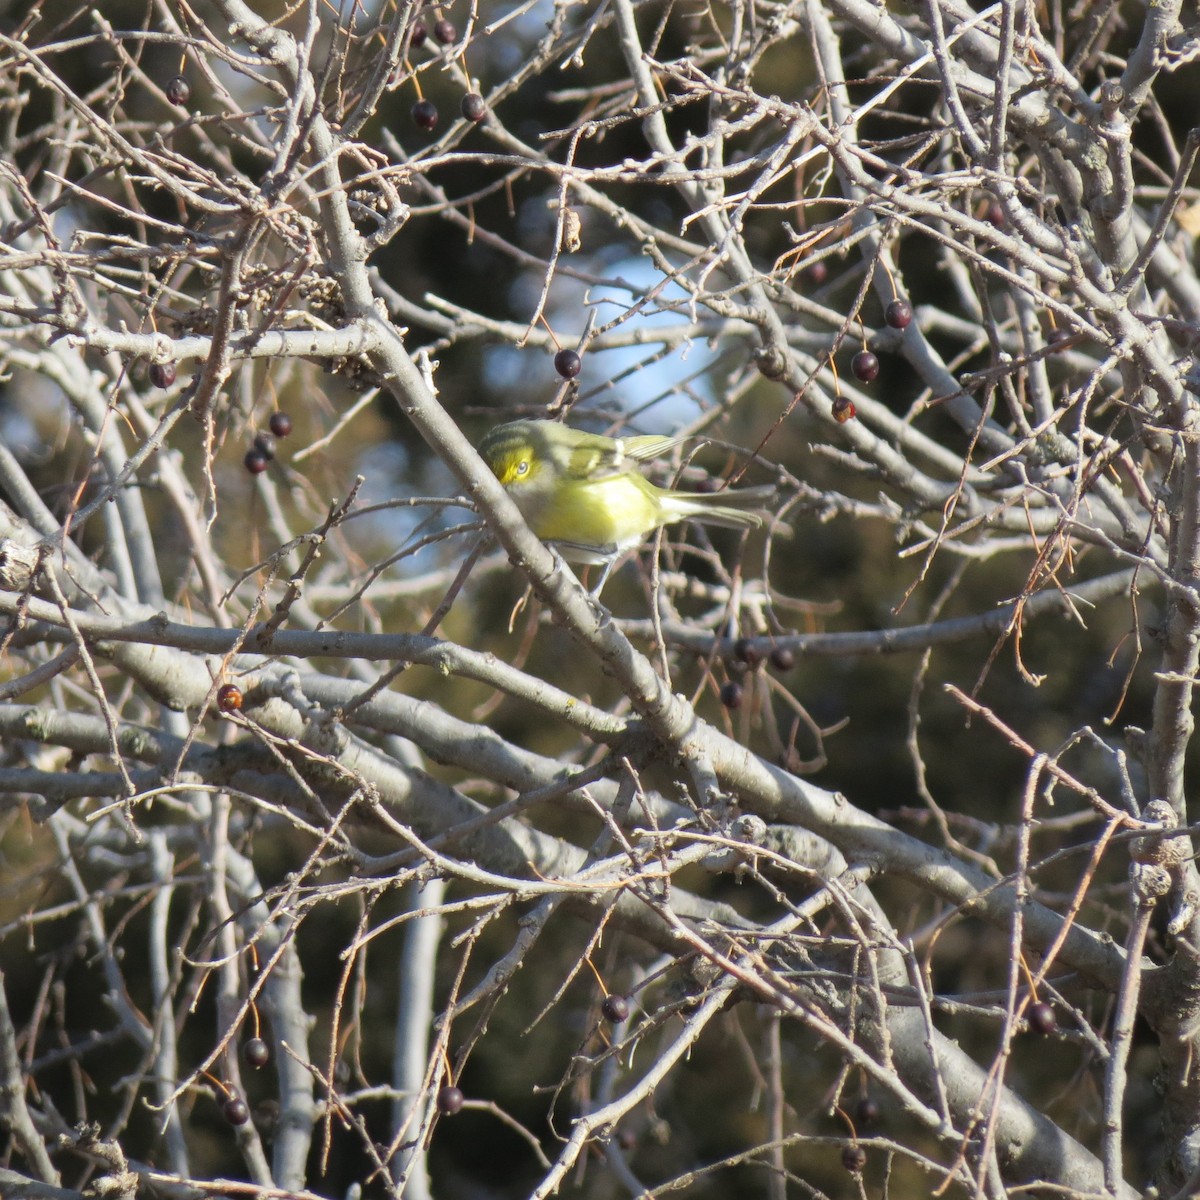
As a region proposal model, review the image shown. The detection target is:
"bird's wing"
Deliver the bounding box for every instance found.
[619,434,684,463]
[564,432,682,479]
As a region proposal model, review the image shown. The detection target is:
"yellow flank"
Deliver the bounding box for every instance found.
[532,472,663,550]
[477,418,766,566]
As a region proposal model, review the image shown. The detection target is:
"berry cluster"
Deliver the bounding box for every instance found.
[720,639,796,710]
[244,411,294,474]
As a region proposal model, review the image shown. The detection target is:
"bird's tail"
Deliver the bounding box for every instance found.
[664,483,779,531]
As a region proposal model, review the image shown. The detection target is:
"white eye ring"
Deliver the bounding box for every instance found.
[515,459,530,476]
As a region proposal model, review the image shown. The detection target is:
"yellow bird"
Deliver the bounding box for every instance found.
[478,419,768,590]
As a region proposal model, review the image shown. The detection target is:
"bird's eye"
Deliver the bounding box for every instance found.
[515,459,530,476]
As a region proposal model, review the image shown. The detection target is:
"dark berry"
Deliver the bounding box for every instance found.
[1027,1001,1057,1035]
[244,448,270,475]
[434,17,456,43]
[855,1097,879,1127]
[253,432,277,460]
[719,681,743,710]
[222,1095,250,1126]
[884,298,912,329]
[242,1037,269,1068]
[1047,327,1072,348]
[986,199,1006,228]
[851,350,879,383]
[268,411,293,437]
[832,396,856,423]
[166,75,190,106]
[148,361,177,388]
[841,1145,867,1173]
[770,646,795,671]
[554,348,582,379]
[409,21,428,48]
[436,1085,464,1115]
[601,994,629,1023]
[733,637,761,666]
[216,684,243,712]
[803,259,828,286]
[461,92,486,122]
[412,99,439,131]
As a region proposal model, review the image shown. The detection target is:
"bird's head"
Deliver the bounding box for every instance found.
[478,421,550,489]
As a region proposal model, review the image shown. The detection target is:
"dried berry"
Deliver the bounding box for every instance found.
[601,994,629,1023]
[242,1037,269,1068]
[461,92,486,122]
[554,348,582,379]
[412,99,439,131]
[1027,1001,1057,1035]
[841,1144,867,1173]
[851,350,879,383]
[769,646,795,671]
[733,637,761,666]
[884,298,912,329]
[832,396,856,423]
[148,361,177,388]
[166,75,190,106]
